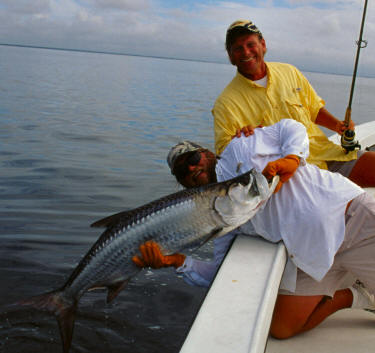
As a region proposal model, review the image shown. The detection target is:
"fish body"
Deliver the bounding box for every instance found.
[20,169,277,353]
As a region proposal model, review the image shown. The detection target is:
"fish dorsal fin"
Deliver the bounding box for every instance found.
[106,280,130,303]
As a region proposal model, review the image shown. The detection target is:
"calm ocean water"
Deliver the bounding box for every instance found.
[0,45,374,353]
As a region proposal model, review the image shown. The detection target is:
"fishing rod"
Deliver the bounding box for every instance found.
[341,0,368,152]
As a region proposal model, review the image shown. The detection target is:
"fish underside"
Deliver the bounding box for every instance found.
[18,169,278,353]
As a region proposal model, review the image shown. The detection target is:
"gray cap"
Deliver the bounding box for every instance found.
[226,20,261,35]
[167,140,203,173]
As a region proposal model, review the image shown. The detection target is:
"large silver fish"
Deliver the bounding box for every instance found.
[20,169,278,353]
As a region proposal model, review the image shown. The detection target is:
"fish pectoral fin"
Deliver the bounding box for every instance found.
[198,227,223,249]
[106,280,130,304]
[87,285,106,292]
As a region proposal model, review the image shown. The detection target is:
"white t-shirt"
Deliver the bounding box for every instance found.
[215,119,364,285]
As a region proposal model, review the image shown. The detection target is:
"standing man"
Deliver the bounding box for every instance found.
[212,20,375,187]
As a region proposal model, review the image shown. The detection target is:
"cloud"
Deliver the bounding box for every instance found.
[203,1,374,75]
[0,0,51,15]
[0,0,373,76]
[84,0,152,11]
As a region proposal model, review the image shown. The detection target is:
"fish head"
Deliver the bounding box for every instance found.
[214,169,278,228]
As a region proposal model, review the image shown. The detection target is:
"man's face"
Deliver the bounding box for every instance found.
[174,150,216,188]
[228,33,267,80]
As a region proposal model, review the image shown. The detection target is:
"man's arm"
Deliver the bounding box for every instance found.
[315,107,355,134]
[132,232,239,288]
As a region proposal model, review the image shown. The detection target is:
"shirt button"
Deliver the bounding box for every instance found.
[290,254,294,259]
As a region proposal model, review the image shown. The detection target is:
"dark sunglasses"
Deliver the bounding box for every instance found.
[172,151,202,179]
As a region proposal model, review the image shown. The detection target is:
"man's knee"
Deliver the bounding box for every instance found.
[270,316,300,339]
[349,151,375,187]
[270,294,325,339]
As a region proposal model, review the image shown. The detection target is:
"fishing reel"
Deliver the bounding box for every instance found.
[341,129,361,153]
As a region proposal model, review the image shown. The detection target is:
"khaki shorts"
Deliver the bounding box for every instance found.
[280,192,375,297]
[326,150,364,177]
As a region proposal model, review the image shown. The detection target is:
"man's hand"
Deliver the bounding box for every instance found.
[132,241,186,269]
[262,155,300,193]
[315,107,355,135]
[232,124,263,139]
[336,120,355,135]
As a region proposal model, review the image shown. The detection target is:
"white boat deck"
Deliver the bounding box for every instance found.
[266,309,375,353]
[180,236,286,353]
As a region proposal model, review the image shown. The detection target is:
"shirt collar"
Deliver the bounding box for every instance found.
[235,62,272,88]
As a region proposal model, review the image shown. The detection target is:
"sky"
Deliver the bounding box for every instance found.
[0,0,374,76]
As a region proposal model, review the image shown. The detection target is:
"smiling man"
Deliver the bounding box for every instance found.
[226,21,267,81]
[212,20,375,188]
[166,140,217,187]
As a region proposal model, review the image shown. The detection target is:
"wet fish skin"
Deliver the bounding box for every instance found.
[19,169,275,353]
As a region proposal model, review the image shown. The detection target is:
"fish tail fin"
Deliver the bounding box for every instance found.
[18,289,78,353]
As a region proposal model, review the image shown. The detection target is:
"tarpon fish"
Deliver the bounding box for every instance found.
[19,169,278,353]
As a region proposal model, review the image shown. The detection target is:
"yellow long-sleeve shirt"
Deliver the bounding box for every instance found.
[212,62,357,169]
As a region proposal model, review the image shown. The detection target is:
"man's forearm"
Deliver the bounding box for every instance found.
[315,107,354,134]
[315,107,341,132]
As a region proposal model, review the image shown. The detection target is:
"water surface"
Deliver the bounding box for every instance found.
[0,45,374,352]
